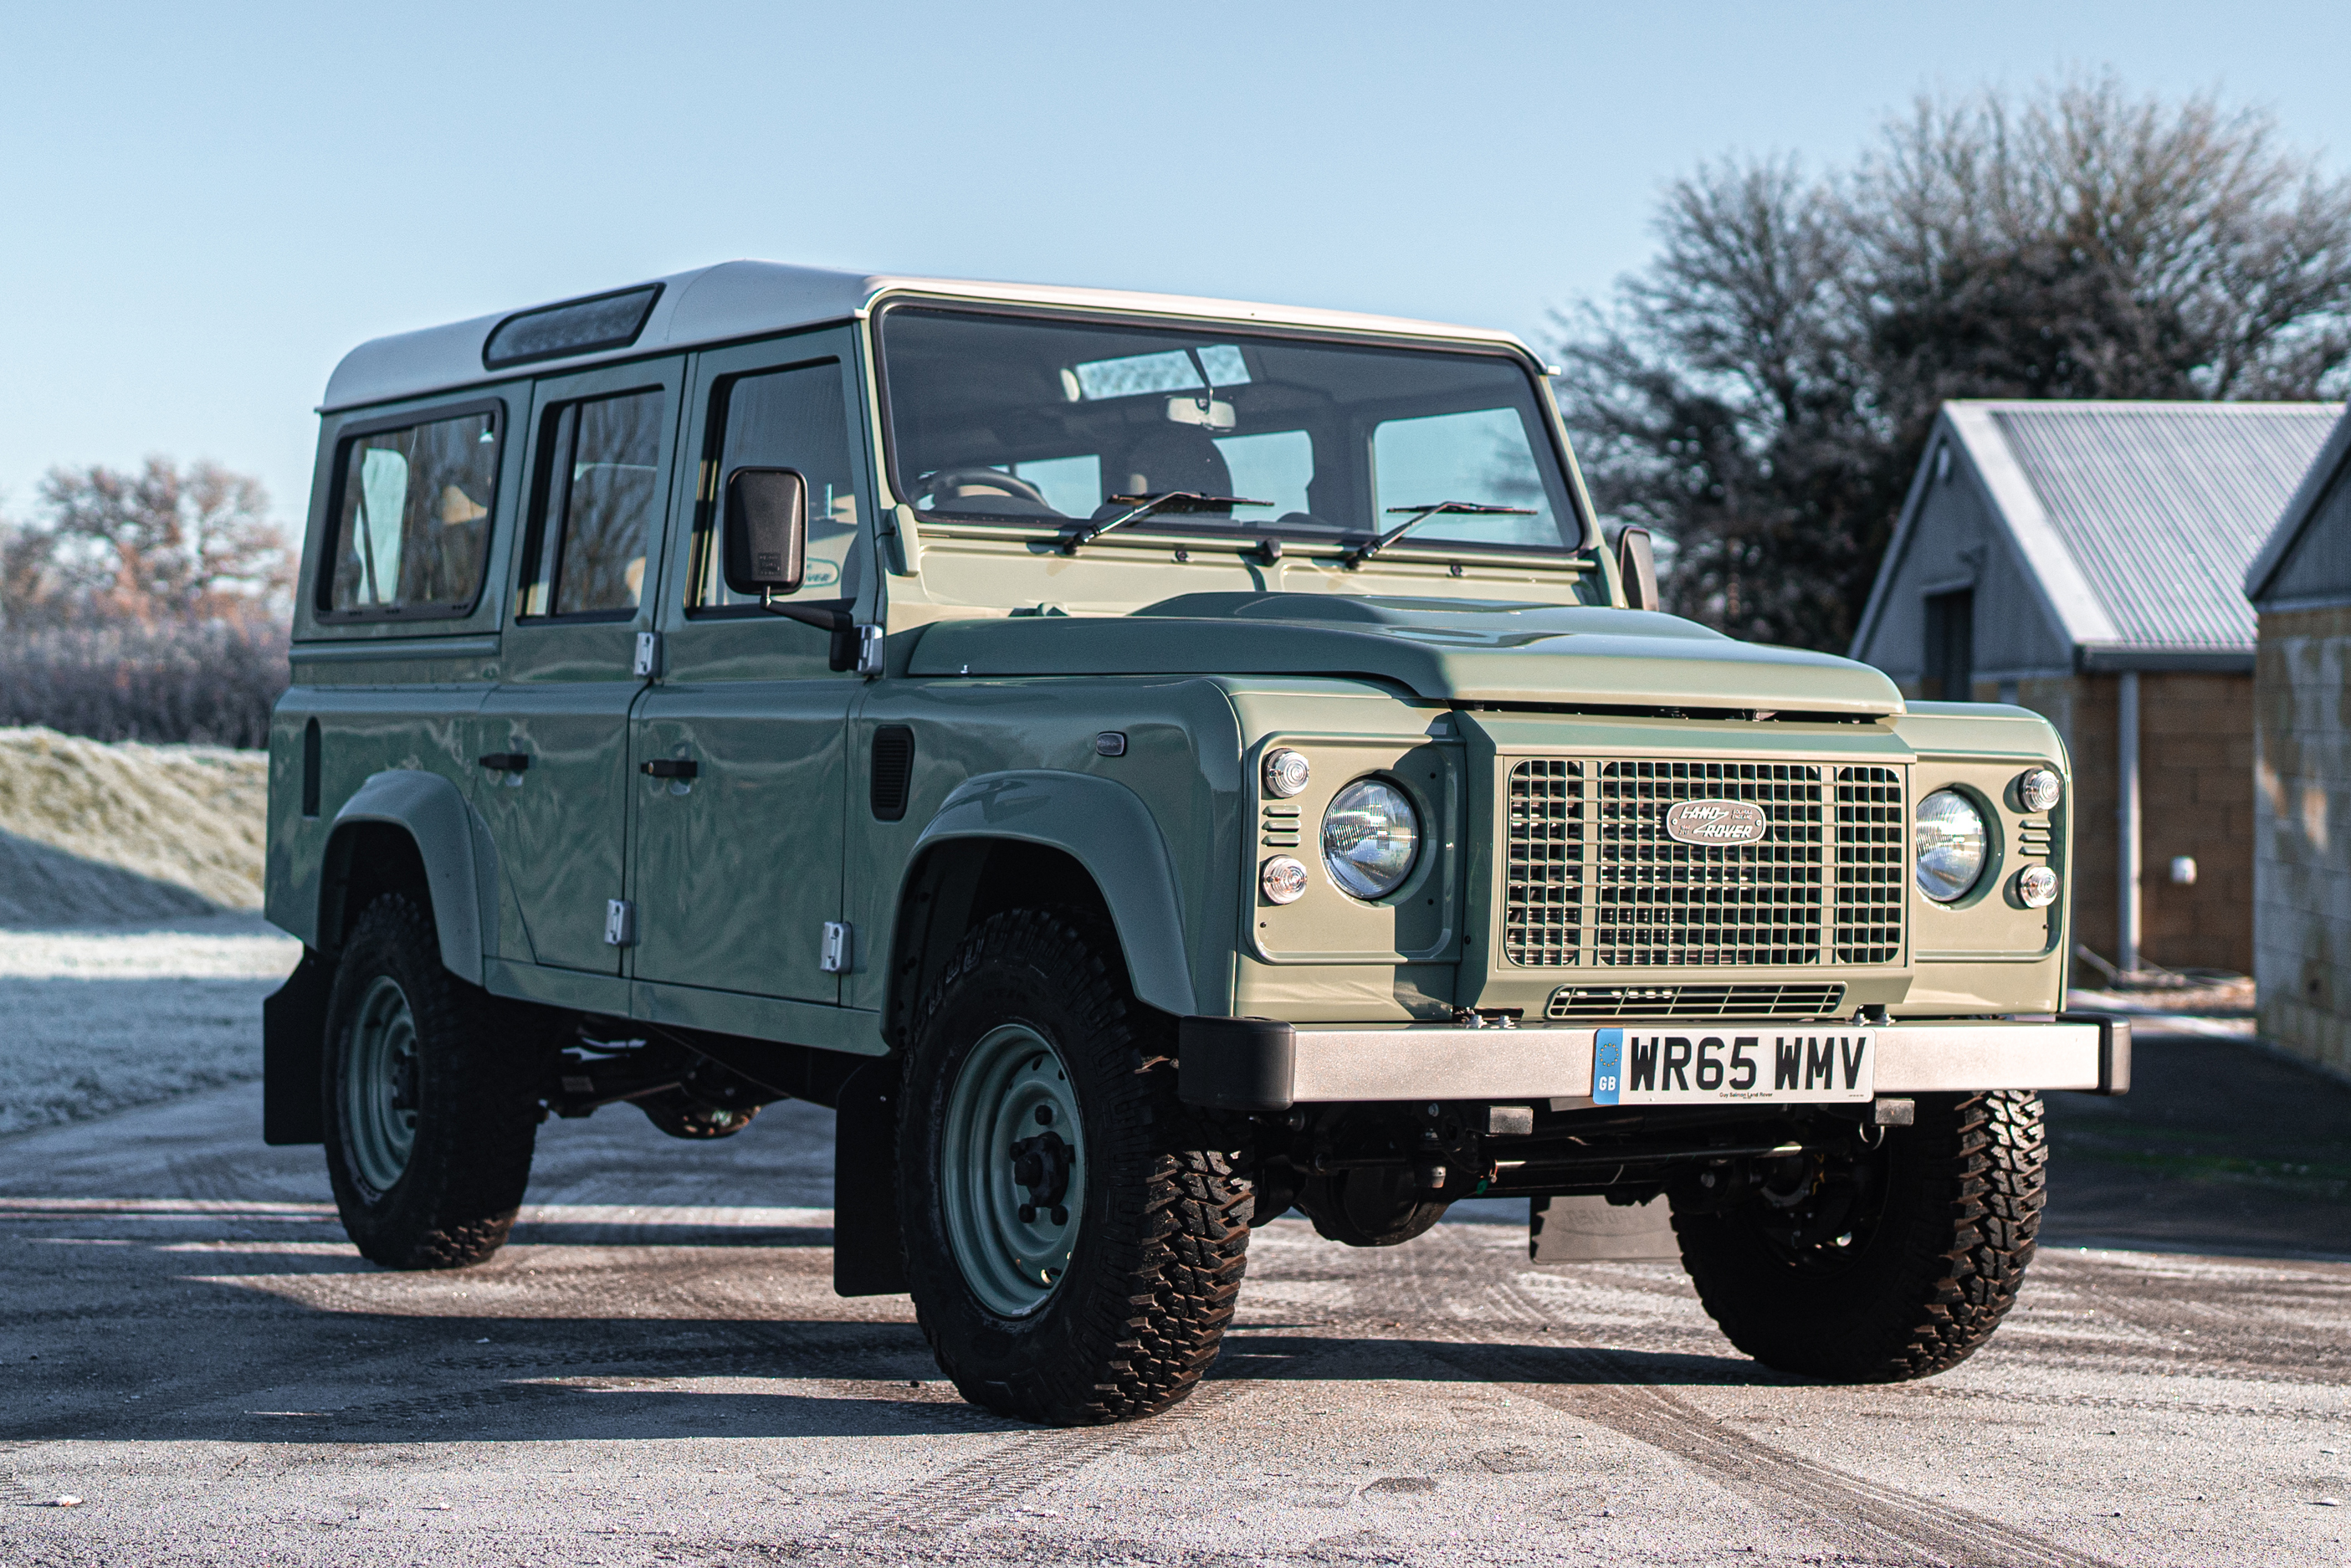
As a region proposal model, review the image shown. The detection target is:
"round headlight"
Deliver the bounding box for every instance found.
[1263,747,1311,798]
[1914,789,1989,903]
[1322,778,1421,900]
[2018,767,2062,813]
[2016,865,2060,908]
[1261,855,1309,904]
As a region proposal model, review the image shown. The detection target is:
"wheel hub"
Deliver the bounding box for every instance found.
[940,1024,1085,1316]
[342,974,420,1196]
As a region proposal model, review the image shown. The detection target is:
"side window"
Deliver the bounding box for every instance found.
[322,407,499,617]
[1370,407,1563,549]
[691,361,860,609]
[518,389,666,617]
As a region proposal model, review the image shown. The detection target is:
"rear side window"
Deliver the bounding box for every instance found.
[518,389,667,617]
[322,407,499,617]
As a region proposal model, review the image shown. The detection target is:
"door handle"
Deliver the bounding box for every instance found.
[479,753,530,773]
[641,759,699,779]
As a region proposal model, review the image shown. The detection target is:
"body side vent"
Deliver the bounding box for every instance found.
[870,725,915,821]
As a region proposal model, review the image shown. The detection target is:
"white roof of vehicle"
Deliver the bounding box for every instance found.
[320,260,1532,413]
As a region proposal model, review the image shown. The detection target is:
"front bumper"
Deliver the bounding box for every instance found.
[1177,1012,2129,1112]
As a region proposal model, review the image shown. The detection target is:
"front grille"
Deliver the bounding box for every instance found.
[1503,759,1582,965]
[1832,766,1903,963]
[1594,761,1824,966]
[1546,983,1848,1021]
[1502,757,1904,970]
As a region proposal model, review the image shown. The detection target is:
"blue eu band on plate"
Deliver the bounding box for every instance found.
[1591,1027,1873,1106]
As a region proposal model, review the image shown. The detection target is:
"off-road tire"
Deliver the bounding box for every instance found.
[1673,1091,2046,1381]
[321,893,546,1269]
[900,909,1252,1425]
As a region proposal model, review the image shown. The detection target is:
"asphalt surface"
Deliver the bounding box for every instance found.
[6,1027,2351,1567]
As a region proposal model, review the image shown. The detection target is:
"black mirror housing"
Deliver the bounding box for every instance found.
[723,467,808,595]
[1617,525,1658,612]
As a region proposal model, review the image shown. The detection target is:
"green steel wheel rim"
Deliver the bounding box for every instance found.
[343,974,419,1195]
[940,1022,1085,1317]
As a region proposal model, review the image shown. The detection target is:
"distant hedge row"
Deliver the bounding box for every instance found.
[0,623,287,748]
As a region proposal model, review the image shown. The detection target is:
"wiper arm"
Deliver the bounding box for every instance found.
[1342,500,1537,568]
[1058,491,1269,554]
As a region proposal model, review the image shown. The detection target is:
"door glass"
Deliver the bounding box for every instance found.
[323,410,499,616]
[691,361,862,607]
[519,389,666,617]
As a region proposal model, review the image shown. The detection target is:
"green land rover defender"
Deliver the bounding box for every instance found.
[263,263,2124,1425]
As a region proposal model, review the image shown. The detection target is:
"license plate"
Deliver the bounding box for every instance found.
[1590,1027,1873,1106]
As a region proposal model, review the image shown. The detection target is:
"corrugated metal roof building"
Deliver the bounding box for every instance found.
[1852,399,2342,978]
[2245,407,2351,1077]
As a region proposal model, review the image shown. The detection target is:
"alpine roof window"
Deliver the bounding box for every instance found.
[483,284,661,370]
[321,406,499,618]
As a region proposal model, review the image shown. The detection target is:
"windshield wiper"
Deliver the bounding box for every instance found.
[1342,500,1537,568]
[1058,491,1270,554]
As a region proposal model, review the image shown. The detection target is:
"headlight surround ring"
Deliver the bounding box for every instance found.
[1914,787,1990,904]
[1321,777,1421,901]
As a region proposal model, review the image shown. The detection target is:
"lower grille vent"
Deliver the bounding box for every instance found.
[1546,984,1848,1022]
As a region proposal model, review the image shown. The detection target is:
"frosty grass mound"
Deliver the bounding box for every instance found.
[0,728,296,1133]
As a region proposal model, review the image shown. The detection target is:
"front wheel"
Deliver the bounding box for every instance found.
[1672,1091,2046,1381]
[321,894,547,1269]
[900,910,1251,1425]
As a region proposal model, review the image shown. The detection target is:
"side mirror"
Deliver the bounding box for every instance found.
[722,467,807,596]
[1617,525,1658,612]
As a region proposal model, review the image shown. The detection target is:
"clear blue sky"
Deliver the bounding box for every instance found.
[5,0,2350,529]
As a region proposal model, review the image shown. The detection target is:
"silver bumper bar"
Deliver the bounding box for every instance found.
[1176,1013,2129,1111]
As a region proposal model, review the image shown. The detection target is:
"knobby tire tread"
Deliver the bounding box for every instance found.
[903,909,1251,1425]
[1674,1090,2046,1381]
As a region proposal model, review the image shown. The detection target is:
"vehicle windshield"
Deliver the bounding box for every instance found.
[878,307,1581,553]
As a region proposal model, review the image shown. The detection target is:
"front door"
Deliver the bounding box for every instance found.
[474,358,685,978]
[627,334,872,1004]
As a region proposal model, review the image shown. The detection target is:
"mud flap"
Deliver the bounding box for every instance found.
[1530,1193,1679,1263]
[833,1058,908,1296]
[262,949,331,1145]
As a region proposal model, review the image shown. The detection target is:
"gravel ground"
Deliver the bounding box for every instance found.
[0,915,299,1135]
[4,1025,2349,1566]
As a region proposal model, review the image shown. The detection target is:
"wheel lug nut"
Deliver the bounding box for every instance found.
[1051,1207,1068,1226]
[1036,1105,1053,1125]
[1020,1204,1037,1222]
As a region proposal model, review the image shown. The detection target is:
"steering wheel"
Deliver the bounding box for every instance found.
[914,467,1053,508]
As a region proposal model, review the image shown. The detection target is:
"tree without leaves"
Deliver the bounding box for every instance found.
[2,457,292,632]
[1555,76,2351,651]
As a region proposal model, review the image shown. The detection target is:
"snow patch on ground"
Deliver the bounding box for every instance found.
[0,915,297,1136]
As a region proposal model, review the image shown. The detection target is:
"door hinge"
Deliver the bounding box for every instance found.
[854,623,885,679]
[604,899,638,947]
[820,920,853,973]
[633,631,663,679]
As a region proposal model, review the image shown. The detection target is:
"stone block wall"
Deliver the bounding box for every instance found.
[1910,673,2256,977]
[2254,604,2351,1079]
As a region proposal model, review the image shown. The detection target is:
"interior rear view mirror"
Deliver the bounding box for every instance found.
[1165,394,1236,431]
[1618,525,1658,612]
[723,467,807,596]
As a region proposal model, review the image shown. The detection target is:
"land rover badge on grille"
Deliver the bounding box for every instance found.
[1663,798,1769,845]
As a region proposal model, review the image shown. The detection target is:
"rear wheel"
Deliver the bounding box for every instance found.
[321,894,547,1269]
[900,910,1251,1425]
[1672,1091,2046,1381]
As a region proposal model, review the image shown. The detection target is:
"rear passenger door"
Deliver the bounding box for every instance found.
[627,334,870,1007]
[473,359,684,992]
